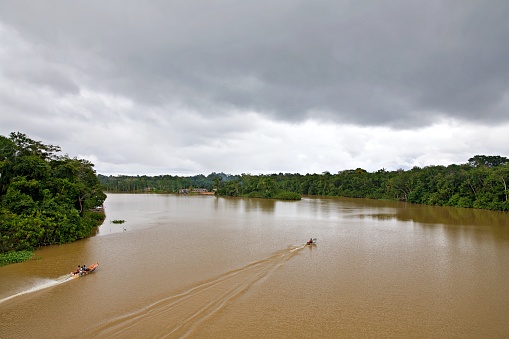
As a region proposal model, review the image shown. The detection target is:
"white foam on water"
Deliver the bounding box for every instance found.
[0,275,71,304]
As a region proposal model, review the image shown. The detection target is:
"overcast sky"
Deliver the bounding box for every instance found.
[1,1,508,176]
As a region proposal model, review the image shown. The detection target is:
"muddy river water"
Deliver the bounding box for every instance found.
[1,193,508,338]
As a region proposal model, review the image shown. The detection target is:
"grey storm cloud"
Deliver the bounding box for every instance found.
[1,0,509,128]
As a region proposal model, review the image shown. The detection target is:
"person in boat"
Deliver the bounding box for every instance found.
[307,238,313,245]
[72,265,81,275]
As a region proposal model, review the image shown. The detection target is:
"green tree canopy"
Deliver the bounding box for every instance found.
[0,132,106,254]
[468,155,509,168]
[98,155,509,210]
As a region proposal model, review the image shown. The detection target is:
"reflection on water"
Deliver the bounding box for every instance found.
[0,194,508,338]
[220,196,277,213]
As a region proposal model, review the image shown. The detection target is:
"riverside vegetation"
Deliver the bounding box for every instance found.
[2,131,508,266]
[99,155,509,211]
[0,132,106,265]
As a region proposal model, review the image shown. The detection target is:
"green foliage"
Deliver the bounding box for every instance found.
[111,219,125,224]
[272,191,301,200]
[0,250,34,266]
[86,211,107,224]
[468,155,509,168]
[0,132,106,255]
[98,156,509,211]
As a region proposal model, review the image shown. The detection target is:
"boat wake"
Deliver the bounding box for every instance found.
[84,244,307,338]
[0,275,72,304]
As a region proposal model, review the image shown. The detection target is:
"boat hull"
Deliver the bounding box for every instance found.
[70,262,99,278]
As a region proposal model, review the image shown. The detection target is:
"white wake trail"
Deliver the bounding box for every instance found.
[0,275,71,304]
[85,244,308,338]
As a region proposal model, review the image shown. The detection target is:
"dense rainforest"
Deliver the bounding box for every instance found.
[0,132,106,263]
[99,154,509,211]
[1,131,507,265]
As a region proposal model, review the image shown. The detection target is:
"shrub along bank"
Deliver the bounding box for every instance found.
[0,132,106,264]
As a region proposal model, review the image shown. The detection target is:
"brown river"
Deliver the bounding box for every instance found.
[1,193,508,338]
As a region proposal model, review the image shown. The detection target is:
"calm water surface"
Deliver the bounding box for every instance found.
[1,194,508,338]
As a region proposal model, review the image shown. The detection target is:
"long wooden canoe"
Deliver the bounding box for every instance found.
[70,262,99,278]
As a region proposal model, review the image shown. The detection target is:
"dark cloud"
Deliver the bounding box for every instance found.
[1,0,509,129]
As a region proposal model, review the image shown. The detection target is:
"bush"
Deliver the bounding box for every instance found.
[273,191,301,200]
[84,211,106,225]
[0,250,34,266]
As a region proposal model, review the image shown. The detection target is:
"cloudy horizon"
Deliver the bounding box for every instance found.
[1,1,508,176]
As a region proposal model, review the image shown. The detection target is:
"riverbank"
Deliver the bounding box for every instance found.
[0,209,105,267]
[0,250,34,266]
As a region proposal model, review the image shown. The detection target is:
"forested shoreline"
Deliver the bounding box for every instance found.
[99,155,509,211]
[1,131,507,265]
[0,132,106,264]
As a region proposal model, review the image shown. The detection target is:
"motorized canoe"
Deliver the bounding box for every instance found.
[70,262,99,278]
[306,238,317,245]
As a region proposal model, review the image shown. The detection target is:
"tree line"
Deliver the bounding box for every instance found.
[0,132,106,256]
[99,154,509,211]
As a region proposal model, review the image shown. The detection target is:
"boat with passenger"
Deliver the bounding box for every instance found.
[306,238,317,245]
[70,262,99,277]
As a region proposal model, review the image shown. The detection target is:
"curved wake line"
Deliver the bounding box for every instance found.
[0,275,71,304]
[84,244,307,338]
